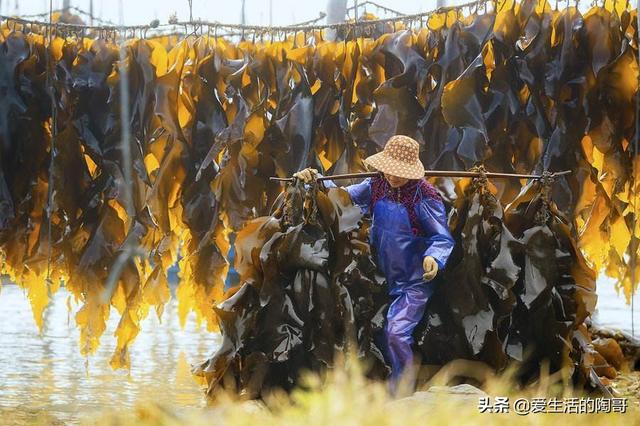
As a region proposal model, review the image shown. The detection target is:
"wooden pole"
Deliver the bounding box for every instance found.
[326,0,348,41]
[269,169,572,182]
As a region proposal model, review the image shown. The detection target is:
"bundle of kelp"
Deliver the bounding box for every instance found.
[416,172,600,390]
[415,171,521,372]
[192,182,389,397]
[503,175,599,388]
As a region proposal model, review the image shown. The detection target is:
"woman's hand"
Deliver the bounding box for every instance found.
[423,256,438,281]
[293,168,319,183]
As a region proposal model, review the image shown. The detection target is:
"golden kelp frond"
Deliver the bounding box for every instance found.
[0,0,637,365]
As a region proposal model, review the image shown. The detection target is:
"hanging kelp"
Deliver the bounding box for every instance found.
[0,31,53,330]
[414,170,521,371]
[414,172,599,390]
[437,3,639,303]
[193,182,388,397]
[503,174,598,386]
[0,0,636,365]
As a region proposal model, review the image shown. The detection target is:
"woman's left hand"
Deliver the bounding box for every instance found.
[423,256,438,281]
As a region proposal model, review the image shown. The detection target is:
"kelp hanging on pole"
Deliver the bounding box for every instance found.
[0,0,636,366]
[414,171,521,371]
[415,171,598,387]
[192,183,388,397]
[503,175,598,385]
[195,172,601,396]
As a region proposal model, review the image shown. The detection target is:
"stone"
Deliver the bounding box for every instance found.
[591,351,617,379]
[592,337,625,370]
[425,384,488,396]
[388,384,488,409]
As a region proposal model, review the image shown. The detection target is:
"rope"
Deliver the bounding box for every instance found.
[534,171,555,225]
[468,164,501,212]
[19,5,117,26]
[469,164,489,188]
[469,164,489,192]
[346,1,406,17]
[290,13,327,27]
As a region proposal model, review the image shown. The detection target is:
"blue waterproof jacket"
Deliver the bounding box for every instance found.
[324,177,455,286]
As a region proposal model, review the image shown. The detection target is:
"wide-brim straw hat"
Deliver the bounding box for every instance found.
[364,135,425,180]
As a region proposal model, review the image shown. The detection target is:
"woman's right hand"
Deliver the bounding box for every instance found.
[293,168,319,183]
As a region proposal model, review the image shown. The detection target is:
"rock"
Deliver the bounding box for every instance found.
[237,400,267,413]
[589,324,640,369]
[388,384,488,409]
[592,337,625,370]
[591,351,617,379]
[589,325,640,348]
[425,384,488,396]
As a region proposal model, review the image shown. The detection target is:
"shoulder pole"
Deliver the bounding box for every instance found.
[269,169,572,183]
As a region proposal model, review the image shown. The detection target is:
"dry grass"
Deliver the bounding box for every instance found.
[80,352,639,426]
[2,350,638,425]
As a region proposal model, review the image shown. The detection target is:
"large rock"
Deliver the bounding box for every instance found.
[592,337,625,370]
[389,384,488,408]
[585,346,617,379]
[589,325,640,370]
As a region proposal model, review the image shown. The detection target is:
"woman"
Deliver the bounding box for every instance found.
[294,135,455,392]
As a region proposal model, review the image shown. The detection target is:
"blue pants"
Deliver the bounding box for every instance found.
[383,280,436,384]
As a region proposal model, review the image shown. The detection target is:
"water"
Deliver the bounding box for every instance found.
[0,274,638,424]
[592,275,640,339]
[0,283,220,424]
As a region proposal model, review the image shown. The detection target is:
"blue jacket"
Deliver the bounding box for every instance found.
[324,177,455,286]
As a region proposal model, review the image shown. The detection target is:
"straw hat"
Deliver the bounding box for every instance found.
[364,135,425,180]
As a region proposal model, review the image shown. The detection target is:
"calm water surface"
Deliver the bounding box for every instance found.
[592,276,640,339]
[0,283,220,424]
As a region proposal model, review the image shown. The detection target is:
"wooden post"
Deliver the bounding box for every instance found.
[326,0,347,41]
